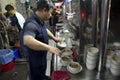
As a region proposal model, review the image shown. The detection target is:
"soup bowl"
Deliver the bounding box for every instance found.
[60,56,72,66]
[67,61,82,74]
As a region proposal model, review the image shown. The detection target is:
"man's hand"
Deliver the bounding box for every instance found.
[48,46,62,56]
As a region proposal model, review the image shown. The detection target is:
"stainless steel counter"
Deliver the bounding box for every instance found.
[53,55,120,80]
[53,26,120,80]
[53,52,89,80]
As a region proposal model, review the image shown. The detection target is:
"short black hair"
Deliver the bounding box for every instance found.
[36,0,51,11]
[5,4,14,11]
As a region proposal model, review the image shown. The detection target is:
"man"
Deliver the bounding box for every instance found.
[5,4,25,31]
[22,1,61,80]
[5,4,25,57]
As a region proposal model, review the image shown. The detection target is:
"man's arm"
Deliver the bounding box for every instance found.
[24,35,61,55]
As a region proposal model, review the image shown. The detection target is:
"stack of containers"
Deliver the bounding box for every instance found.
[105,50,115,69]
[86,47,99,70]
[110,54,120,76]
[83,44,93,64]
[0,49,14,71]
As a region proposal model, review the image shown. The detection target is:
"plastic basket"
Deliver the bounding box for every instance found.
[12,48,19,59]
[0,49,14,64]
[0,60,14,72]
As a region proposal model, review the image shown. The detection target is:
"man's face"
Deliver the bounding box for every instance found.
[42,9,52,20]
[7,10,14,16]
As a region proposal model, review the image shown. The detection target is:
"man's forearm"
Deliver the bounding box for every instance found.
[24,35,51,51]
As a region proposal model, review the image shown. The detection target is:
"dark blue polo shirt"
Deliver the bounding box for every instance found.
[23,13,49,55]
[22,13,49,80]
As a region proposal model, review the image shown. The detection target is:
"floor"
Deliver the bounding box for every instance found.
[0,61,28,80]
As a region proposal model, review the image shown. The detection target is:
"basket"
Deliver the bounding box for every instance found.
[0,60,14,72]
[0,49,14,64]
[12,48,19,59]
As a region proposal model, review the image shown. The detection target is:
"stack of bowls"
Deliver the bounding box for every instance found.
[110,55,120,76]
[105,50,115,68]
[115,50,120,56]
[86,47,99,70]
[83,44,93,64]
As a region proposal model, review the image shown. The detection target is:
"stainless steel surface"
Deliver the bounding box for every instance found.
[92,0,98,46]
[53,55,120,80]
[79,0,83,56]
[67,67,120,80]
[53,0,120,79]
[0,61,28,80]
[98,0,111,72]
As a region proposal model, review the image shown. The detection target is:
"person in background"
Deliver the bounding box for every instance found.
[22,0,62,80]
[4,4,25,57]
[49,9,59,35]
[5,4,25,31]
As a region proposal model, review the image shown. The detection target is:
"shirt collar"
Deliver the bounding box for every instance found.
[32,13,44,26]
